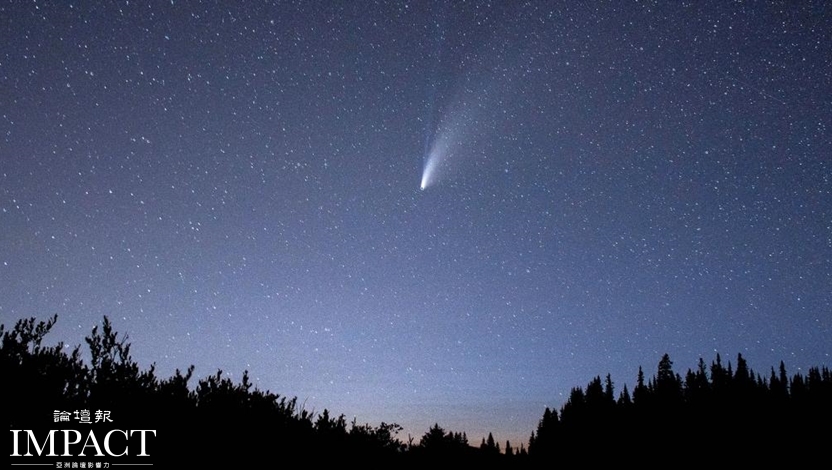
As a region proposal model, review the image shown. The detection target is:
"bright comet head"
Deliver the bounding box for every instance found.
[419,168,430,190]
[420,150,440,190]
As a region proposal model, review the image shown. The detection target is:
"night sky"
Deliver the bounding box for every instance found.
[2,1,830,446]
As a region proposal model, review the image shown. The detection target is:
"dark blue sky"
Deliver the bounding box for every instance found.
[2,1,830,446]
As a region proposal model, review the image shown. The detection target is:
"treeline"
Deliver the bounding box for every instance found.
[4,315,830,465]
[529,353,832,462]
[2,315,519,464]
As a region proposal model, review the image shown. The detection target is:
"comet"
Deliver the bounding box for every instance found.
[420,128,453,191]
[420,149,439,190]
[418,18,519,191]
[418,101,466,191]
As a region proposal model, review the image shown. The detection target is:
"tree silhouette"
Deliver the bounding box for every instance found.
[5,315,831,466]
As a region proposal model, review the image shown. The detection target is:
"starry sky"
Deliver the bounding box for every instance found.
[2,1,830,447]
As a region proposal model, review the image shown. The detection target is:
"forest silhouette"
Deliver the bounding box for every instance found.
[4,315,830,465]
